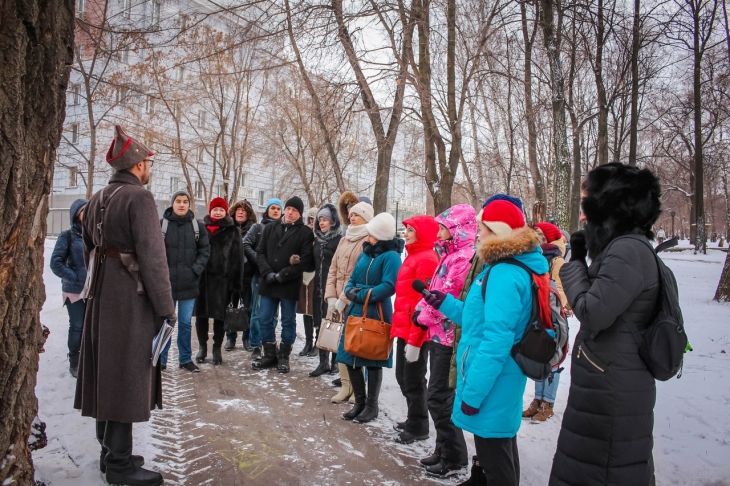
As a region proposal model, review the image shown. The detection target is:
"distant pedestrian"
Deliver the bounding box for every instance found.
[158,190,210,372]
[50,198,87,378]
[75,125,175,485]
[550,163,662,486]
[339,212,403,423]
[194,197,243,366]
[253,196,314,374]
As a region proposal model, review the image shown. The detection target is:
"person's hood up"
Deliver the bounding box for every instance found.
[477,226,547,275]
[435,204,477,254]
[314,203,343,239]
[402,215,439,254]
[69,198,88,223]
[338,191,360,225]
[229,199,258,224]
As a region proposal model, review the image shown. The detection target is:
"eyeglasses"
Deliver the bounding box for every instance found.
[143,158,154,167]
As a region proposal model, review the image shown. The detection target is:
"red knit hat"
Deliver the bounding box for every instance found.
[535,222,562,243]
[209,197,229,213]
[481,199,525,238]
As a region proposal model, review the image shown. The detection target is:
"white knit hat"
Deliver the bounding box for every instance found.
[365,212,396,241]
[349,201,374,223]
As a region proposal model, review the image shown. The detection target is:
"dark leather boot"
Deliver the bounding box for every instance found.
[103,421,163,486]
[327,352,338,374]
[252,342,278,370]
[354,367,382,423]
[456,456,488,486]
[212,346,223,365]
[243,338,252,352]
[277,342,293,373]
[195,344,207,363]
[299,317,314,356]
[342,367,367,421]
[224,335,235,351]
[309,349,330,377]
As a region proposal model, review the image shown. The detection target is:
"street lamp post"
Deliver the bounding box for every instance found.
[395,199,400,233]
[671,211,676,238]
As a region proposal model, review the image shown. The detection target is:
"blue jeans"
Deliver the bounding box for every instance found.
[161,299,195,366]
[534,370,562,403]
[258,295,297,345]
[65,298,85,369]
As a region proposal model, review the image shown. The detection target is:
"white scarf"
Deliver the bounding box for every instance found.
[345,223,369,242]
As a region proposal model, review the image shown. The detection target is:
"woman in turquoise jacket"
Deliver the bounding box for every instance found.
[426,197,547,486]
[338,212,403,424]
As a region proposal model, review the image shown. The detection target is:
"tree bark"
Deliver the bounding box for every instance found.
[593,0,609,167]
[715,251,730,301]
[628,0,640,165]
[0,1,74,484]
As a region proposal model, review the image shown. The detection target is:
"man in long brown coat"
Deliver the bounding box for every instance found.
[74,125,175,486]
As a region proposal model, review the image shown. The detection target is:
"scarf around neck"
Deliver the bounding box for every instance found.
[345,223,369,242]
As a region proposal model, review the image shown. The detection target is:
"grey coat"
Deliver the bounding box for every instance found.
[549,236,659,486]
[74,170,175,423]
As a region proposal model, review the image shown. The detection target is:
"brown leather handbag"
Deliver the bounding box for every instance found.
[344,289,393,361]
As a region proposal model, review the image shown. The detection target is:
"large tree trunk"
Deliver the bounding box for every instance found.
[628,0,640,165]
[593,0,609,167]
[693,1,706,254]
[0,1,74,484]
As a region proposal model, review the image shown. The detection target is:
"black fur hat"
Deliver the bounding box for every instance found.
[582,162,661,258]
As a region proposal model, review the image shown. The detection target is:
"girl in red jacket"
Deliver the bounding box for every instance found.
[391,215,439,445]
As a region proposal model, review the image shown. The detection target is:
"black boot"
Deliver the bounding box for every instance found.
[251,346,261,360]
[212,346,223,365]
[195,344,207,363]
[103,421,163,486]
[277,342,293,373]
[343,366,366,421]
[327,352,338,374]
[309,349,330,377]
[299,316,314,356]
[252,342,278,370]
[97,421,146,474]
[456,456,488,486]
[243,338,252,352]
[224,335,235,351]
[354,367,382,423]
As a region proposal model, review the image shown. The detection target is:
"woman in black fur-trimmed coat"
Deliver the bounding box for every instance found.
[549,163,662,486]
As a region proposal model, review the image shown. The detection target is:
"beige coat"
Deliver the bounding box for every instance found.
[324,231,367,303]
[550,239,568,308]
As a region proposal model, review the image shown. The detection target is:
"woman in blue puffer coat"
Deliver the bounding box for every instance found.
[50,198,88,378]
[426,196,547,486]
[338,212,403,424]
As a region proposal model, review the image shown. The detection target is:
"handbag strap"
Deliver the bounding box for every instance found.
[360,289,385,322]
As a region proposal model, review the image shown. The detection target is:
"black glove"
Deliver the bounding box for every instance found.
[275,273,285,283]
[345,287,360,302]
[164,313,177,328]
[424,289,447,310]
[265,273,278,285]
[412,310,427,330]
[569,230,587,263]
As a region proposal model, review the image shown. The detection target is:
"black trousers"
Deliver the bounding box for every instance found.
[474,435,520,486]
[96,420,134,474]
[196,318,225,347]
[394,338,429,435]
[427,341,468,465]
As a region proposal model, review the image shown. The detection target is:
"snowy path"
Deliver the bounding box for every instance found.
[33,240,730,485]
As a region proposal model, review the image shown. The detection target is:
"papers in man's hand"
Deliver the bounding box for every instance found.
[152,321,174,366]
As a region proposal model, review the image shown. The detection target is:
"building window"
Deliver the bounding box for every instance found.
[74,44,84,61]
[71,123,80,144]
[258,190,265,207]
[70,85,80,106]
[116,87,128,105]
[150,1,161,27]
[145,96,155,114]
[197,110,206,128]
[194,181,203,199]
[119,49,129,64]
[122,0,132,19]
[170,177,180,194]
[171,138,180,154]
[76,0,86,18]
[68,167,79,188]
[240,172,247,187]
[176,66,184,81]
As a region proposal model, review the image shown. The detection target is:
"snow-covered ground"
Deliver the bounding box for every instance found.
[33,239,730,485]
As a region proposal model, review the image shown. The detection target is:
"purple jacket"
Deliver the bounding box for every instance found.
[416,204,477,347]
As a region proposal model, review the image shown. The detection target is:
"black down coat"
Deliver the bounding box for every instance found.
[242,214,277,277]
[161,208,210,301]
[549,235,660,486]
[256,217,314,301]
[312,203,343,325]
[194,216,243,321]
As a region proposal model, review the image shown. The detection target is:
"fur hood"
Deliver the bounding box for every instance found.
[229,199,258,224]
[582,162,661,259]
[477,226,543,264]
[338,191,360,225]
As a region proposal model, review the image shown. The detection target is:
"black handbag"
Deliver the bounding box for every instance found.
[224,302,250,333]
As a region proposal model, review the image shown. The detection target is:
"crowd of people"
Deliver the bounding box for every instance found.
[53,125,664,486]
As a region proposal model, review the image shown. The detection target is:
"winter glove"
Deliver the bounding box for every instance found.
[335,299,347,314]
[327,298,338,313]
[345,287,360,302]
[275,273,285,283]
[461,401,479,416]
[424,289,447,310]
[163,313,177,328]
[569,230,587,263]
[404,344,421,363]
[412,310,427,330]
[265,272,278,285]
[290,254,301,265]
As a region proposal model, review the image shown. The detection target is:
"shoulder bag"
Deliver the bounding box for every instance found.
[344,289,393,361]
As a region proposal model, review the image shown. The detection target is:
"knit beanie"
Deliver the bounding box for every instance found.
[317,206,335,223]
[306,207,318,223]
[209,197,229,213]
[535,222,562,244]
[171,190,191,206]
[482,193,524,211]
[106,125,154,171]
[358,196,373,205]
[285,196,304,216]
[365,212,396,241]
[481,198,525,238]
[349,201,374,223]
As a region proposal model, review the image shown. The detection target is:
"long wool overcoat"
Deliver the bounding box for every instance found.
[74,171,175,423]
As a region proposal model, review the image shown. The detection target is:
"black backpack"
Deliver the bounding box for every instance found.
[613,235,689,381]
